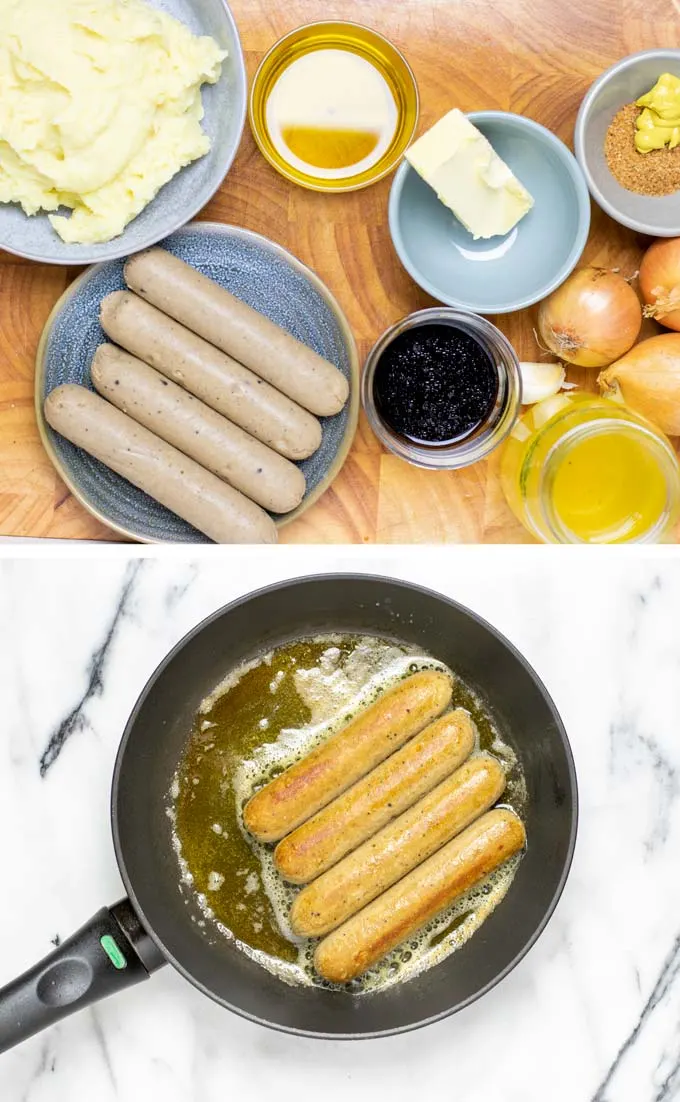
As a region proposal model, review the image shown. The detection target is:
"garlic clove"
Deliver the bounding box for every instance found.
[519,361,566,405]
[509,418,533,442]
[531,393,574,429]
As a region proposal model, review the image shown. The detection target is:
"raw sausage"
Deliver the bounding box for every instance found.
[243,670,453,843]
[124,248,350,417]
[275,709,476,884]
[291,754,506,937]
[99,291,322,461]
[313,808,526,983]
[44,385,278,544]
[91,344,306,515]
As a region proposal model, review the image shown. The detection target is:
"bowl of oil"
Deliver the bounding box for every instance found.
[249,21,419,192]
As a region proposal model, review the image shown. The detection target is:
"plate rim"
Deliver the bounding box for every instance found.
[34,221,360,543]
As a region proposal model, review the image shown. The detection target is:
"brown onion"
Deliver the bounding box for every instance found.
[639,238,680,332]
[598,333,680,435]
[538,267,642,368]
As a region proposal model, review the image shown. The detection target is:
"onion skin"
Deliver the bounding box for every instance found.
[598,333,680,435]
[639,239,680,332]
[538,267,642,368]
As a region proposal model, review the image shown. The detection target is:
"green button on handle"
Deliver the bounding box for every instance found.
[0,901,162,1055]
[100,934,127,970]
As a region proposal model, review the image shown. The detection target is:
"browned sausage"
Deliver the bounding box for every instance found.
[313,808,526,984]
[243,670,453,843]
[275,710,476,884]
[291,754,506,937]
[99,291,322,460]
[124,248,350,417]
[44,385,277,544]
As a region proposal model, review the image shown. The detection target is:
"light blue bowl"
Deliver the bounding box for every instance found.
[388,111,591,315]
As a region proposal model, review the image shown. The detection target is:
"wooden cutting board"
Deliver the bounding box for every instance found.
[0,0,677,543]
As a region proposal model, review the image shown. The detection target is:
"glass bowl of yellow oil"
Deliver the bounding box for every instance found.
[249,21,419,192]
[500,392,680,544]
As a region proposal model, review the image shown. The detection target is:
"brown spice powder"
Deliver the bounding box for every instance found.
[605,102,680,196]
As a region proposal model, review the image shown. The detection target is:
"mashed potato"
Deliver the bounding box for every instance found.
[0,0,225,244]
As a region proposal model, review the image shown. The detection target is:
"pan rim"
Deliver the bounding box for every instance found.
[111,572,579,1039]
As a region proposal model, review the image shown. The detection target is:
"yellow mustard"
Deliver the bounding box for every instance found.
[635,73,680,152]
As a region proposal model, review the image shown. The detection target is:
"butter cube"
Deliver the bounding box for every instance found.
[405,109,534,240]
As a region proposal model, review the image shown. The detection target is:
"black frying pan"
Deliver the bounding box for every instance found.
[0,574,577,1051]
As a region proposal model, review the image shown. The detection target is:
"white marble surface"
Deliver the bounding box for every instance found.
[0,546,679,1102]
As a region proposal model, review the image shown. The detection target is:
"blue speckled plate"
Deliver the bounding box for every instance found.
[0,0,246,264]
[35,223,359,543]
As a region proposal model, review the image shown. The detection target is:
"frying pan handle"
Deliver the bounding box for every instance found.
[0,898,165,1054]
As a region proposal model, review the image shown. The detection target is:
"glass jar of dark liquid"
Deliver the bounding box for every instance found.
[362,308,521,469]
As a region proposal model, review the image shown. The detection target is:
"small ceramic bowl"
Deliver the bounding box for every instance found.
[249,21,419,192]
[574,49,680,236]
[0,0,246,265]
[389,111,591,314]
[36,223,359,543]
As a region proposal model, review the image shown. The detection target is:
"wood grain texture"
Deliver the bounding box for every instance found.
[1,0,679,543]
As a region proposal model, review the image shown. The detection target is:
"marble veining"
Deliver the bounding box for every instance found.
[592,934,680,1102]
[1,547,680,1102]
[39,562,143,776]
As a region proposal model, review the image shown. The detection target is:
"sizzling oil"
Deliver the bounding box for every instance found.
[173,639,350,962]
[171,635,526,993]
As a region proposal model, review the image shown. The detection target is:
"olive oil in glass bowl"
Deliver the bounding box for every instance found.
[500,393,680,544]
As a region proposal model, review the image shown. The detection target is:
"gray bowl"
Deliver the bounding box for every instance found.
[574,49,680,236]
[388,111,591,315]
[0,0,246,265]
